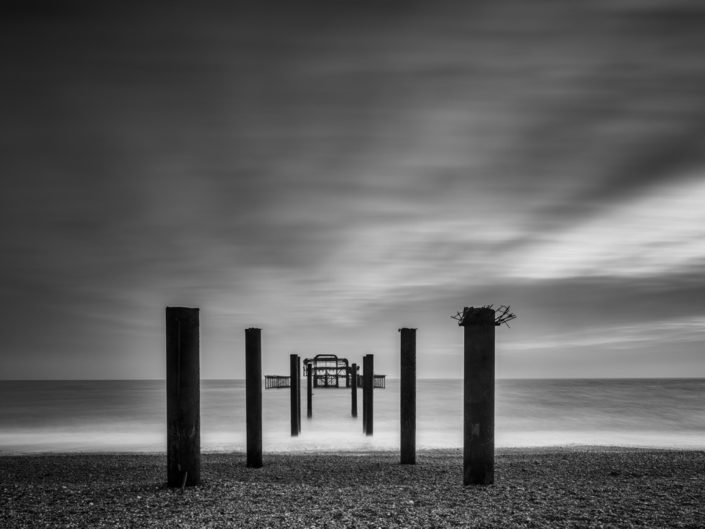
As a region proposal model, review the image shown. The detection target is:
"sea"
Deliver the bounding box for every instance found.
[0,379,703,454]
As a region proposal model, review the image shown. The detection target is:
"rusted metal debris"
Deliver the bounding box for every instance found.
[451,305,517,327]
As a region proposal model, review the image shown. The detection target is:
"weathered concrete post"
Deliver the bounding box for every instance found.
[351,363,358,418]
[400,328,416,465]
[361,362,366,430]
[362,358,367,433]
[307,362,313,419]
[363,354,374,436]
[166,307,200,487]
[245,328,262,468]
[290,354,300,436]
[461,307,495,485]
[297,355,302,432]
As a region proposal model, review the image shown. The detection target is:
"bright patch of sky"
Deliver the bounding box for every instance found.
[511,175,705,279]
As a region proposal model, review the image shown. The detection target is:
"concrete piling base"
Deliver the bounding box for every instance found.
[166,307,201,487]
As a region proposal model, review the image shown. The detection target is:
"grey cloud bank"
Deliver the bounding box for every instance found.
[1,1,704,379]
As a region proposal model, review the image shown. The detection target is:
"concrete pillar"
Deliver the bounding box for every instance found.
[361,362,366,430]
[307,362,313,419]
[400,328,416,465]
[166,307,200,487]
[462,307,495,485]
[245,328,262,468]
[351,363,358,418]
[297,355,302,432]
[363,354,374,436]
[290,354,300,436]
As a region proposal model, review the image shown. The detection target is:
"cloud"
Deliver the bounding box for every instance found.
[504,316,705,353]
[3,1,705,378]
[509,175,705,279]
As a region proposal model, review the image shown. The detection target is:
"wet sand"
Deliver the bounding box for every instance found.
[2,448,703,528]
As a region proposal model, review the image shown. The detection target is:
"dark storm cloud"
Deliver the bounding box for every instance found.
[2,0,704,378]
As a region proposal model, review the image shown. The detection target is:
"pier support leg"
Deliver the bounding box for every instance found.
[400,328,416,465]
[462,307,495,485]
[363,354,374,436]
[361,363,366,430]
[245,328,262,468]
[307,363,313,419]
[351,363,358,418]
[166,307,200,487]
[290,354,300,436]
[297,356,302,432]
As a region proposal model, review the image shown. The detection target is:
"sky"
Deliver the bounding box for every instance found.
[1,0,704,379]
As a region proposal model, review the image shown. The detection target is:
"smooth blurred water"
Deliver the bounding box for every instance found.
[0,379,703,454]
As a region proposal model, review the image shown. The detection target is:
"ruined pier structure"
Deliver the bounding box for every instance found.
[265,354,386,389]
[284,353,382,437]
[165,305,512,488]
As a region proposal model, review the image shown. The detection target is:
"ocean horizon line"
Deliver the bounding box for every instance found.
[2,376,704,382]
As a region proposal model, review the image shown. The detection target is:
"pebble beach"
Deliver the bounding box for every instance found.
[2,448,703,528]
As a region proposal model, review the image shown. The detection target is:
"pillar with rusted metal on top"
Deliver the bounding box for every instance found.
[166,307,200,487]
[350,363,358,418]
[245,328,262,468]
[362,354,374,436]
[400,328,416,465]
[461,307,495,485]
[290,354,300,436]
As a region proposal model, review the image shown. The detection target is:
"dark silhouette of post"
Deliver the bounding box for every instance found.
[350,363,358,418]
[245,328,262,468]
[290,354,300,436]
[361,363,366,429]
[461,307,495,485]
[400,328,416,464]
[166,307,200,487]
[297,355,302,432]
[363,354,373,436]
[307,363,313,419]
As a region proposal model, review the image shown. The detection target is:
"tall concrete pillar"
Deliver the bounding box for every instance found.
[363,354,374,436]
[361,362,366,430]
[307,362,313,419]
[290,354,300,436]
[461,307,495,485]
[245,328,262,468]
[166,307,200,487]
[400,328,416,465]
[351,363,358,418]
[297,355,302,432]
